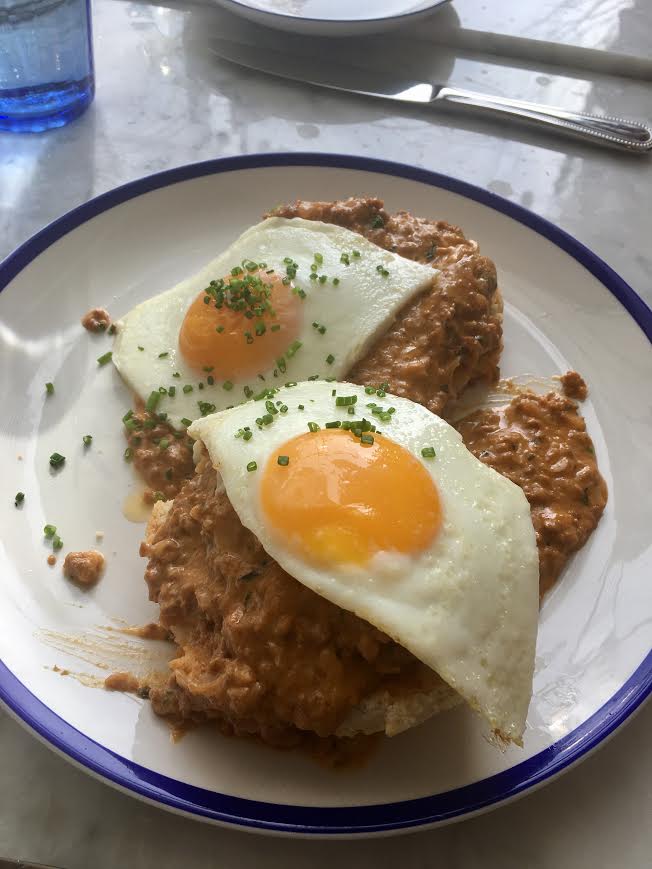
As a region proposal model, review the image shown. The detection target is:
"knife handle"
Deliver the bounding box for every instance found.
[433,86,652,154]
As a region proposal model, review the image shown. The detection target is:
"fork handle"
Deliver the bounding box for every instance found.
[434,86,652,154]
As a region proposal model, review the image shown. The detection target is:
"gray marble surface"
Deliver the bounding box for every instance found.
[1,0,651,865]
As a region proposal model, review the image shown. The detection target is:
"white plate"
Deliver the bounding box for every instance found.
[212,0,450,36]
[0,154,650,837]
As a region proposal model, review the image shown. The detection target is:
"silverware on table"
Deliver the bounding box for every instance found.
[0,861,61,869]
[209,37,652,154]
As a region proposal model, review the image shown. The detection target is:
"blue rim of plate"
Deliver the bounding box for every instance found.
[0,152,650,836]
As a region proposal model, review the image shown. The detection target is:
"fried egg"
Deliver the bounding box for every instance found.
[190,381,540,743]
[112,217,437,428]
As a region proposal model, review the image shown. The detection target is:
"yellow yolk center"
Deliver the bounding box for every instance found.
[178,270,302,379]
[260,429,442,567]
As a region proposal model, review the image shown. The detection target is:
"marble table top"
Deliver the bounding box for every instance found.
[0,0,650,866]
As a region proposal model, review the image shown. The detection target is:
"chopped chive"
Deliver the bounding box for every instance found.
[265,400,278,415]
[325,421,341,429]
[82,435,92,447]
[360,433,375,446]
[318,275,327,284]
[52,535,63,551]
[421,446,436,458]
[216,326,225,334]
[203,366,214,373]
[168,385,176,397]
[158,352,169,358]
[159,438,170,450]
[340,253,350,266]
[138,346,144,351]
[308,422,320,432]
[198,382,204,390]
[146,391,161,412]
[271,324,281,332]
[97,351,112,366]
[108,324,117,335]
[45,382,54,396]
[44,524,56,538]
[286,340,302,358]
[314,252,323,264]
[183,384,193,394]
[244,385,254,398]
[14,492,25,507]
[243,430,253,441]
[279,404,288,413]
[277,455,290,466]
[247,461,257,472]
[172,372,181,378]
[158,386,167,394]
[326,354,335,365]
[332,277,340,286]
[285,381,297,388]
[262,413,273,425]
[298,404,305,410]
[255,321,266,337]
[122,409,133,422]
[335,395,357,407]
[181,418,192,427]
[371,215,384,229]
[347,406,356,415]
[49,452,65,469]
[124,447,133,461]
[198,401,216,416]
[207,375,214,385]
[223,381,233,391]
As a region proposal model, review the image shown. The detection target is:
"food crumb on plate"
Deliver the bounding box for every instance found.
[81,307,111,333]
[559,370,588,401]
[63,549,105,587]
[47,554,56,566]
[104,671,140,693]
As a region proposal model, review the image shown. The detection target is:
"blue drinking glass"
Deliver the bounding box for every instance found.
[0,0,94,133]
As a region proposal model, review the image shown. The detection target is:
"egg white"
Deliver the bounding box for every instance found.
[190,381,540,743]
[112,217,437,429]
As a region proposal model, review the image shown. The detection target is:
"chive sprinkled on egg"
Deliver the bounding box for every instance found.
[14,492,25,507]
[49,452,65,469]
[45,382,54,395]
[421,447,436,458]
[97,351,112,366]
[82,435,92,447]
[146,391,161,412]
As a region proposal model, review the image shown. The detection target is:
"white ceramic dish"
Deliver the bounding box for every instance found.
[0,154,650,837]
[211,0,450,36]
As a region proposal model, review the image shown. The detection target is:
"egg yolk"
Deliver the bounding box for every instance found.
[260,429,442,567]
[178,270,302,379]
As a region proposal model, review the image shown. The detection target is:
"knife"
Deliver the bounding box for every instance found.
[0,861,61,868]
[209,37,652,154]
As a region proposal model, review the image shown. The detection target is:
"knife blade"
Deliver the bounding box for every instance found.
[208,37,652,153]
[0,860,61,868]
